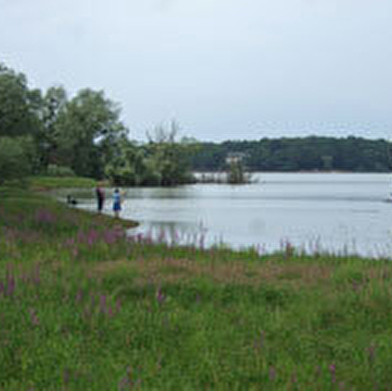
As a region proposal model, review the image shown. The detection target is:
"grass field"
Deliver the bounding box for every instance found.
[1,186,392,389]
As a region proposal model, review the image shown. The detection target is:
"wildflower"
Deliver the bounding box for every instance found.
[329,364,336,383]
[75,289,83,303]
[290,371,297,384]
[117,366,132,391]
[367,344,376,364]
[86,229,100,246]
[269,366,276,381]
[6,274,15,297]
[99,294,107,314]
[35,209,56,224]
[115,298,122,314]
[29,308,40,326]
[33,264,40,286]
[156,287,165,305]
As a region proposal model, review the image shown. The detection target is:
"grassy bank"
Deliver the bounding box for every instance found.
[1,187,392,390]
[29,176,101,191]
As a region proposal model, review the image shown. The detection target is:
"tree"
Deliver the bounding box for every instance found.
[35,86,68,170]
[55,89,127,178]
[0,63,40,182]
[145,121,197,186]
[105,121,198,186]
[0,63,39,137]
[105,139,149,186]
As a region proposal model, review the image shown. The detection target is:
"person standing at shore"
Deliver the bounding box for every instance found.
[95,184,105,213]
[113,188,122,218]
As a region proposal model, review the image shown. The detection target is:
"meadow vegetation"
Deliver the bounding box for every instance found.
[1,187,392,389]
[28,176,98,191]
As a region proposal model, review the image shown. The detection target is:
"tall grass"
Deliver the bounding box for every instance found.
[1,187,392,389]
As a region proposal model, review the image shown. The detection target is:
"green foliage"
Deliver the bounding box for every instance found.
[46,164,76,177]
[0,63,40,138]
[29,176,97,190]
[227,160,245,184]
[191,136,392,172]
[1,62,128,180]
[34,86,68,170]
[55,89,127,178]
[105,123,197,186]
[0,136,33,184]
[105,139,147,186]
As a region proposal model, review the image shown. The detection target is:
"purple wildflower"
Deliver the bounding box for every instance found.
[269,366,276,381]
[329,364,336,383]
[115,298,122,314]
[35,209,56,224]
[87,229,99,246]
[33,264,40,286]
[29,308,40,326]
[156,287,166,306]
[6,274,16,297]
[99,294,107,314]
[72,247,79,258]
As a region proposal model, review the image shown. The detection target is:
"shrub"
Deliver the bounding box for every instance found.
[46,164,75,177]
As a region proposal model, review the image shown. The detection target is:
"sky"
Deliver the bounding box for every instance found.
[1,0,392,141]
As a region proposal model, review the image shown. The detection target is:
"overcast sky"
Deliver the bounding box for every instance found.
[1,0,391,141]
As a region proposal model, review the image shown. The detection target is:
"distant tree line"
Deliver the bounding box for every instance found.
[190,137,392,173]
[0,62,196,186]
[2,62,391,188]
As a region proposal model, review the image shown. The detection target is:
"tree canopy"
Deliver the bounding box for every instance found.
[0,63,40,137]
[190,137,392,173]
[0,62,196,185]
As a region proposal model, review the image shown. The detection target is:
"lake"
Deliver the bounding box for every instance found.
[62,173,392,258]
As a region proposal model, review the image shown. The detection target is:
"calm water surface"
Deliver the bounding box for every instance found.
[64,173,392,257]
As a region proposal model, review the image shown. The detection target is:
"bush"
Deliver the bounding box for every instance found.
[46,164,75,177]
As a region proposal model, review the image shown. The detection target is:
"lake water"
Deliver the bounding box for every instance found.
[64,173,392,258]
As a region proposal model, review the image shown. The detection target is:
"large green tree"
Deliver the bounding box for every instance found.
[0,63,41,182]
[55,89,127,178]
[34,85,68,170]
[0,63,40,137]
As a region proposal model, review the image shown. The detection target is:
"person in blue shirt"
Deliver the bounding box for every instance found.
[113,188,122,218]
